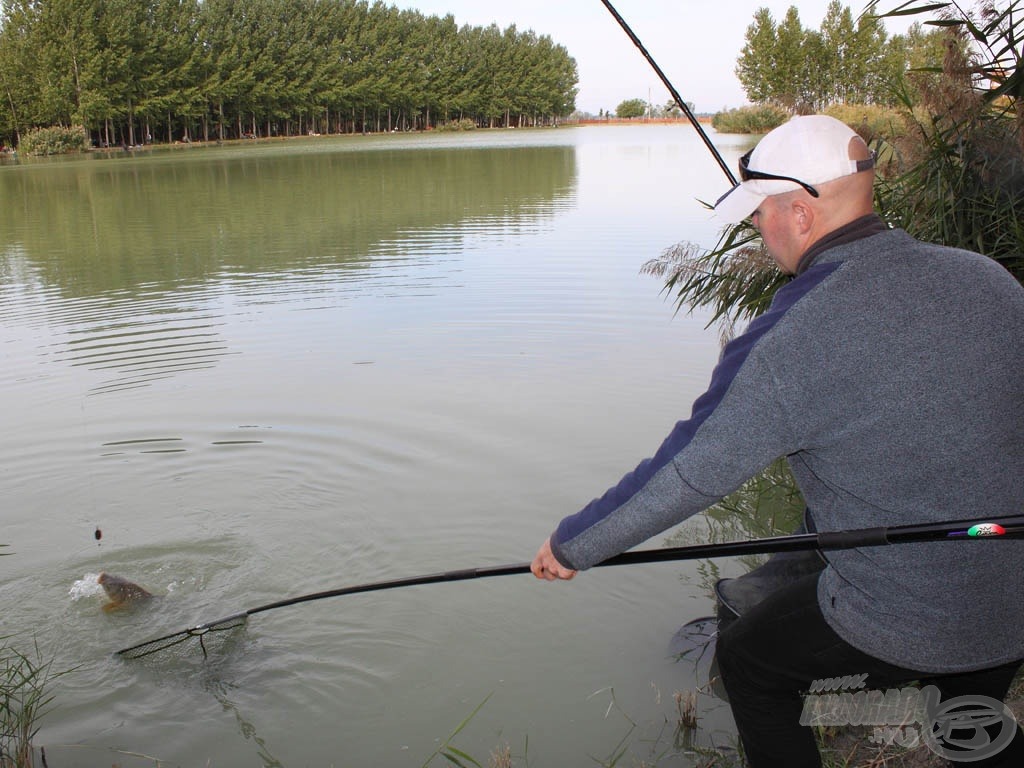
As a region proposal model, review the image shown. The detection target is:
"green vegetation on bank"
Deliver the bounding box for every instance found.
[15,125,89,156]
[713,102,908,137]
[0,0,579,149]
[712,104,791,134]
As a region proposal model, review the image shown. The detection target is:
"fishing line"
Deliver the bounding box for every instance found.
[597,0,738,185]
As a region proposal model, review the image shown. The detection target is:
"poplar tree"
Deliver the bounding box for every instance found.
[773,7,807,108]
[736,8,778,104]
[819,1,857,104]
[0,2,36,141]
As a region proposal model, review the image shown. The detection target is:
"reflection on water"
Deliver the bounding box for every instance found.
[0,138,576,394]
[0,141,576,293]
[0,127,765,766]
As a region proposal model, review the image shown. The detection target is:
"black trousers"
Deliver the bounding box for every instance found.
[716,572,1024,767]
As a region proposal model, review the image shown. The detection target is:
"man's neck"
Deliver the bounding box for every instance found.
[795,214,888,275]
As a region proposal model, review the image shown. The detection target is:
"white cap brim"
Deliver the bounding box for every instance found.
[713,177,806,224]
[712,182,766,224]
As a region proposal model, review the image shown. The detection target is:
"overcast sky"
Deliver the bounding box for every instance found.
[393,1,916,114]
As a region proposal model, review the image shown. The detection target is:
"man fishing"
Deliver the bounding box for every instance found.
[531,115,1024,767]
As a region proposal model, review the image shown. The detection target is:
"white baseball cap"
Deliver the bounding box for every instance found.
[713,115,874,224]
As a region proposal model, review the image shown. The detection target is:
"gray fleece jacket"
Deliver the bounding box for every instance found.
[550,222,1024,673]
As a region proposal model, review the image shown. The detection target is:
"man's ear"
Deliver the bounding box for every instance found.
[791,198,814,235]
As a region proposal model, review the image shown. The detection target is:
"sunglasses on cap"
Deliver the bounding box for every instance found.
[738,149,820,198]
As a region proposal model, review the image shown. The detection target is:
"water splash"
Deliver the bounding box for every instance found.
[69,573,104,600]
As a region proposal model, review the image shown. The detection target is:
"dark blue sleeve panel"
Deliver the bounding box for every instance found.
[549,262,840,570]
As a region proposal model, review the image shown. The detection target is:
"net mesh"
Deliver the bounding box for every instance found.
[116,615,248,660]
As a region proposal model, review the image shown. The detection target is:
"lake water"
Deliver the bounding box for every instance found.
[1,125,762,766]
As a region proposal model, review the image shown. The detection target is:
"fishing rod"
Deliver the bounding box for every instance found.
[115,513,1024,660]
[598,0,737,185]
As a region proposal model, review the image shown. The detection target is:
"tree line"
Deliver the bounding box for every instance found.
[610,98,696,119]
[736,0,950,111]
[0,0,580,147]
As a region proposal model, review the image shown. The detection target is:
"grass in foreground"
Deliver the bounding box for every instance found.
[1,638,67,768]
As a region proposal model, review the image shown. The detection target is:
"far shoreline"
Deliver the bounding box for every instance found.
[571,116,714,125]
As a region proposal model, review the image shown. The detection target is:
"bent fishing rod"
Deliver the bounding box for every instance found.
[116,513,1024,659]
[598,0,737,185]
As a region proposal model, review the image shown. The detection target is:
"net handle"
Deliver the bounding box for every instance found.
[115,513,1024,658]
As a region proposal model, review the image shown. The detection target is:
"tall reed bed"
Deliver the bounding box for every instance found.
[1,639,63,768]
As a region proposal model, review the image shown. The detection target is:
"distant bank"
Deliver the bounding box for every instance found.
[571,116,714,126]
